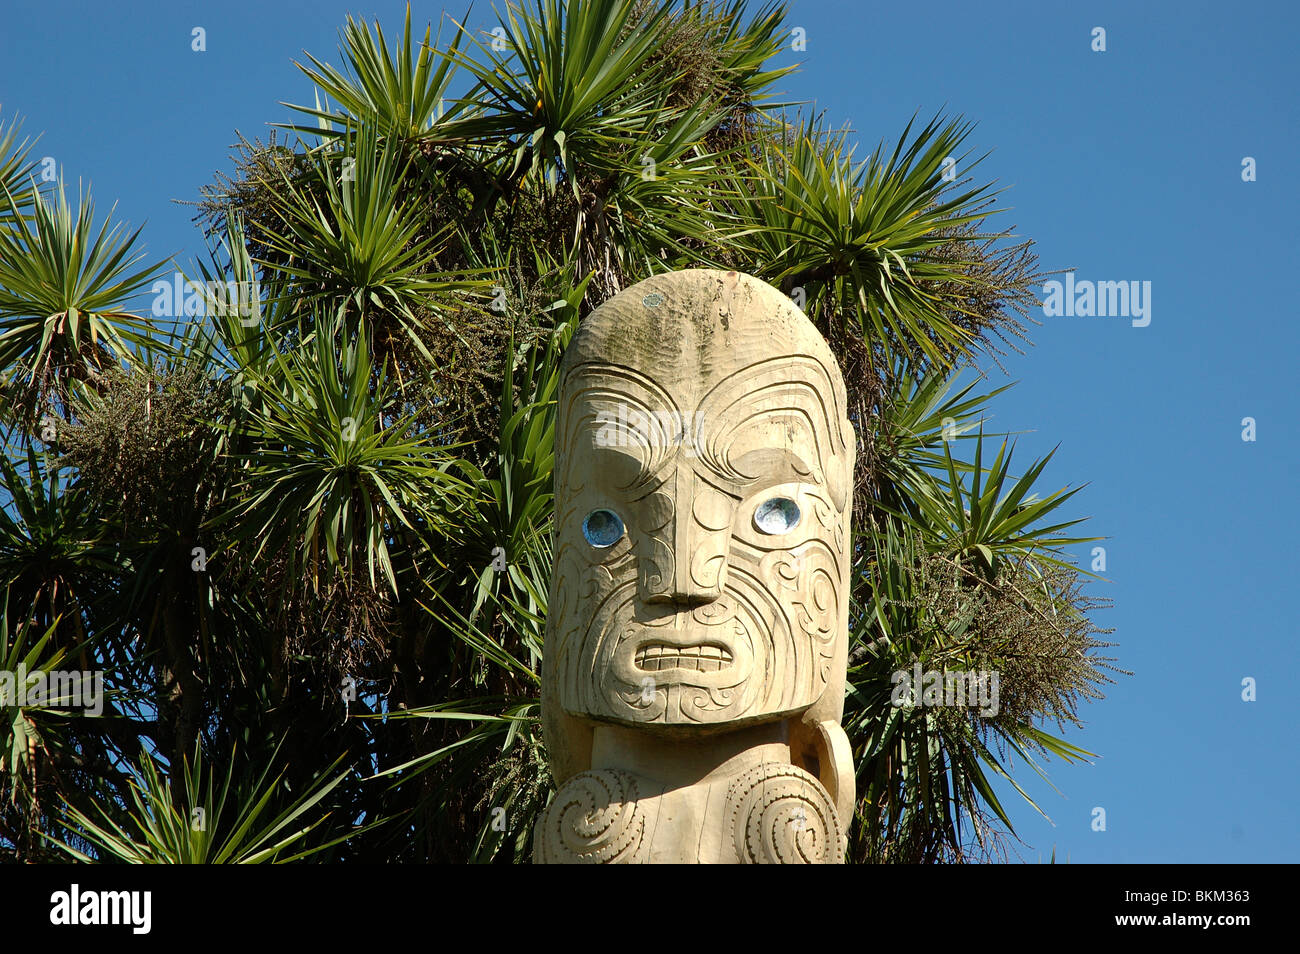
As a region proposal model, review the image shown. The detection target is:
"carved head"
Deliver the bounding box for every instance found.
[545,270,854,747]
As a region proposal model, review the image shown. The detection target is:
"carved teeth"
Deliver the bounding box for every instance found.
[634,644,734,672]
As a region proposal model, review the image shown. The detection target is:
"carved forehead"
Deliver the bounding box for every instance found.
[558,271,854,507]
[561,269,849,413]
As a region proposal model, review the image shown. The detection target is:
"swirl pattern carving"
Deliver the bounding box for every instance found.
[726,762,844,864]
[534,769,649,864]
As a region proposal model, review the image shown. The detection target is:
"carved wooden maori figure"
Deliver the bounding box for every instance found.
[536,269,856,864]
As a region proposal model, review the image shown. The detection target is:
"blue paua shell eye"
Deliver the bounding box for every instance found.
[583,509,624,548]
[753,497,800,534]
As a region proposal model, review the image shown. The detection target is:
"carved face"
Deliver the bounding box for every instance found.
[548,271,854,731]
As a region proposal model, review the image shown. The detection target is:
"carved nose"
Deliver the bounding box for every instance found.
[642,467,733,605]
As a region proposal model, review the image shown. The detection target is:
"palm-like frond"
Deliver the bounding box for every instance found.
[52,742,359,863]
[867,360,1009,514]
[847,517,1103,863]
[280,6,469,147]
[184,215,297,382]
[1,602,71,811]
[254,122,487,357]
[0,178,168,413]
[0,113,41,239]
[0,444,117,644]
[728,113,1002,370]
[435,0,684,195]
[915,434,1099,581]
[435,274,583,618]
[212,322,467,596]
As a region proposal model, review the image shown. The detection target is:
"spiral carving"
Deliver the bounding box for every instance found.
[534,770,648,864]
[726,763,844,864]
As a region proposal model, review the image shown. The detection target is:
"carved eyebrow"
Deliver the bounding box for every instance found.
[563,364,680,415]
[562,359,844,499]
[691,405,824,488]
[689,359,846,502]
[730,447,815,484]
[580,407,823,497]
[575,442,651,496]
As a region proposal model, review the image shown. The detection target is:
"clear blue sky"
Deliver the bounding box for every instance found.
[2,0,1295,862]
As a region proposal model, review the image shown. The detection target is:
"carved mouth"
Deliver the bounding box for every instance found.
[633,643,734,672]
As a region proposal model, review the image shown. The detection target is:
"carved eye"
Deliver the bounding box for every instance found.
[753,496,800,534]
[582,509,624,548]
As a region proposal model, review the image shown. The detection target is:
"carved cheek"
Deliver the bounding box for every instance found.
[794,558,839,647]
[756,542,839,702]
[637,491,673,594]
[793,510,845,650]
[691,485,735,591]
[758,549,802,597]
[548,543,588,708]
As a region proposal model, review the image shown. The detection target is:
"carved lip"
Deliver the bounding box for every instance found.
[634,642,734,672]
[609,623,753,690]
